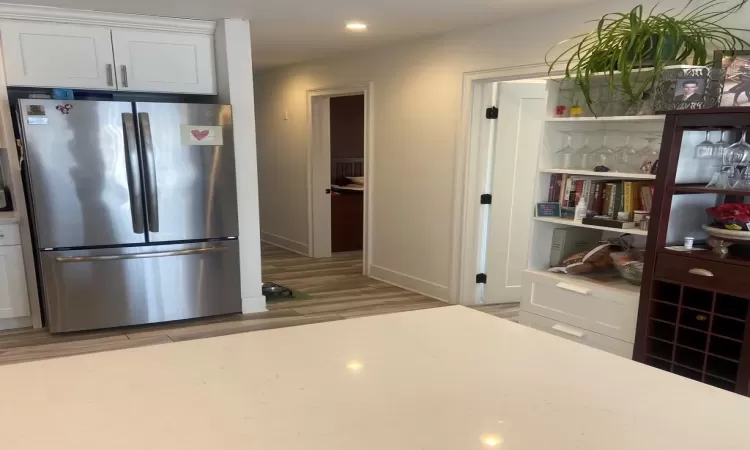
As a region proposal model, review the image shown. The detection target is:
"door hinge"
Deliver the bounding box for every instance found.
[485,106,498,119]
[476,273,487,284]
[480,194,492,205]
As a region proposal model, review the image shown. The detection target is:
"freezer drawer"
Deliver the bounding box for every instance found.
[39,240,241,332]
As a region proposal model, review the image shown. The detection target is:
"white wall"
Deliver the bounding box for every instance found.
[253,0,732,302]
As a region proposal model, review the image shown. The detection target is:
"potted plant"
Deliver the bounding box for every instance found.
[546,0,750,111]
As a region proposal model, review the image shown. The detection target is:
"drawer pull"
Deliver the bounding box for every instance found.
[696,314,708,322]
[552,323,585,338]
[555,282,590,295]
[688,268,714,277]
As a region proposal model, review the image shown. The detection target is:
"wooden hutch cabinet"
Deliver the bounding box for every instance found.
[635,108,750,396]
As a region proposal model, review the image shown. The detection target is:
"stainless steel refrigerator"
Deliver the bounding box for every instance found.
[19,99,241,333]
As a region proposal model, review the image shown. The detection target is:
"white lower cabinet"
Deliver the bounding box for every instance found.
[519,311,633,358]
[0,243,29,320]
[519,269,638,358]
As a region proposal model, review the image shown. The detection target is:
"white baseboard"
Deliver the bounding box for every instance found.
[369,265,451,302]
[242,295,267,314]
[260,231,309,256]
[0,315,31,331]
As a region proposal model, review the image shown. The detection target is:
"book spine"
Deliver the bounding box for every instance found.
[592,182,604,215]
[547,174,559,202]
[623,181,633,219]
[615,181,624,219]
[582,180,591,206]
[562,176,573,207]
[607,183,617,218]
[553,174,562,202]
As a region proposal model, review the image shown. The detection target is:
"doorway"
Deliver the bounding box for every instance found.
[307,85,372,270]
[459,78,548,305]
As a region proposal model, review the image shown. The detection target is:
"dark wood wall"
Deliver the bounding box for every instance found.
[330,94,364,160]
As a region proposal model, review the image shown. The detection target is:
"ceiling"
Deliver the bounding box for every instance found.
[1,0,593,68]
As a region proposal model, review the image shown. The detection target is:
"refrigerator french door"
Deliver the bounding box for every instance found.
[19,99,241,332]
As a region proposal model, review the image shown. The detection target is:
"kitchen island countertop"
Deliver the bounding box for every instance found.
[0,305,747,449]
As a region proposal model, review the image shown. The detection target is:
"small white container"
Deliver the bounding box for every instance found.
[684,236,695,250]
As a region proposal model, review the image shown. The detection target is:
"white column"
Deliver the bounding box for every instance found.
[214,18,266,313]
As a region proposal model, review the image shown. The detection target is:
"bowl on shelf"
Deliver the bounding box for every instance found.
[611,251,644,285]
[702,224,750,257]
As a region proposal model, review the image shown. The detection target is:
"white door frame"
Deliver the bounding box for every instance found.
[306,83,374,272]
[450,64,561,305]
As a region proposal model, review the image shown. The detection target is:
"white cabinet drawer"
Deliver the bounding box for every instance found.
[0,224,21,246]
[519,310,633,358]
[521,269,638,342]
[0,245,29,319]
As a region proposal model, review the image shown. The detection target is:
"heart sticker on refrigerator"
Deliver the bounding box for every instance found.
[180,125,223,146]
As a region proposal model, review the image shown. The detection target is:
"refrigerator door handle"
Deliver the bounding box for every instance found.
[122,113,145,234]
[54,246,227,262]
[138,112,159,233]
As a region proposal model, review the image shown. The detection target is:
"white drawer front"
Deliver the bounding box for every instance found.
[521,270,638,342]
[519,311,633,358]
[0,224,21,246]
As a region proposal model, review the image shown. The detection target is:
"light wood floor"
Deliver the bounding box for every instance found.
[0,243,519,366]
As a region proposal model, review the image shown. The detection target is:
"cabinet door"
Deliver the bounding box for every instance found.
[111,29,215,94]
[0,246,29,319]
[0,21,115,89]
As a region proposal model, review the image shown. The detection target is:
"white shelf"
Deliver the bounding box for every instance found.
[524,268,641,297]
[540,169,656,180]
[534,216,649,236]
[546,115,665,123]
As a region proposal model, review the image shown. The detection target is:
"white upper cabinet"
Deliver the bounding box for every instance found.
[0,21,216,94]
[111,29,215,94]
[0,21,115,90]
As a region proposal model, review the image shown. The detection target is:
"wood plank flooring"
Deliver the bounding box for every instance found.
[0,243,519,365]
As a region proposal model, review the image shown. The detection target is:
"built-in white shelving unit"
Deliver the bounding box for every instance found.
[520,77,665,359]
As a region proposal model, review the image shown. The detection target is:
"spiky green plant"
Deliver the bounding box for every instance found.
[546,0,750,109]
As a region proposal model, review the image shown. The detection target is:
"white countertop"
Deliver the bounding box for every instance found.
[0,211,19,224]
[0,306,748,449]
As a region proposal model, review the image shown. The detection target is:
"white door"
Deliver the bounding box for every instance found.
[482,82,547,304]
[0,246,29,319]
[0,21,115,89]
[310,96,332,257]
[111,29,216,94]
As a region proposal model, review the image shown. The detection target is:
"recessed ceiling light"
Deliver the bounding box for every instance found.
[346,22,367,31]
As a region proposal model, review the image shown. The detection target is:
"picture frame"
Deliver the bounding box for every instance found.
[714,50,750,107]
[536,202,561,217]
[654,65,723,112]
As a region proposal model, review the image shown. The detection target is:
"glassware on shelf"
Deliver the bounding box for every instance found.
[637,136,660,174]
[694,131,715,159]
[735,166,750,190]
[555,133,579,169]
[591,134,615,171]
[706,131,733,188]
[613,135,639,172]
[578,135,595,170]
[713,130,730,160]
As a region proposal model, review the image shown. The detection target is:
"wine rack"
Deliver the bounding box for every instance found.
[644,280,748,393]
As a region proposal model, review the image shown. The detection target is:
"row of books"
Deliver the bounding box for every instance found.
[548,174,654,218]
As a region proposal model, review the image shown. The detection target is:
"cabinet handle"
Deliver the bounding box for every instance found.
[555,282,590,295]
[105,64,113,86]
[552,323,585,338]
[120,65,128,87]
[688,268,714,277]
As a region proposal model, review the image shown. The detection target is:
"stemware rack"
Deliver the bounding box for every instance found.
[634,107,750,396]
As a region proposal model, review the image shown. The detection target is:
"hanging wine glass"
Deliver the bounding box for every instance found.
[707,131,732,188]
[694,131,714,159]
[723,130,750,188]
[578,135,595,170]
[555,133,578,169]
[591,134,615,171]
[614,134,639,173]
